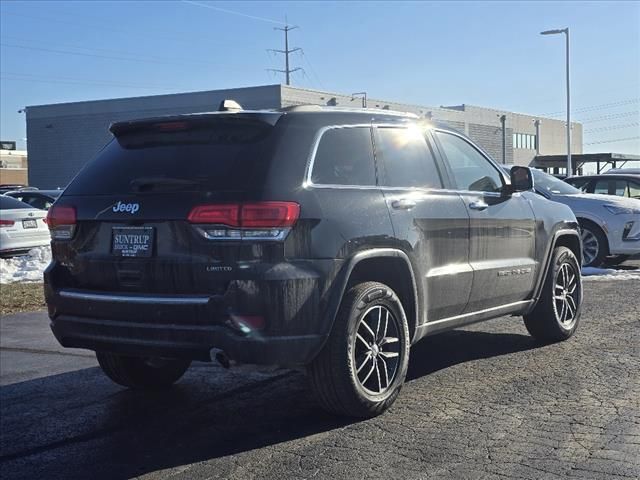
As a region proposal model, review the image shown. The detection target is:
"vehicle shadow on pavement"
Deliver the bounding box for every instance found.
[406,329,538,381]
[0,328,538,479]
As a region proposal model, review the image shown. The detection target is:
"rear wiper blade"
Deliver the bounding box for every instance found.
[130,177,204,192]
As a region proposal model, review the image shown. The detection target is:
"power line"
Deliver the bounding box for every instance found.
[181,0,286,25]
[528,83,640,109]
[580,111,639,123]
[584,136,640,146]
[300,50,325,90]
[0,72,181,90]
[0,35,208,65]
[267,25,303,86]
[0,42,217,68]
[540,98,640,117]
[0,10,219,45]
[584,122,640,133]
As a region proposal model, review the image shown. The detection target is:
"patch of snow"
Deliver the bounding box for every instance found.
[0,246,51,284]
[582,266,640,281]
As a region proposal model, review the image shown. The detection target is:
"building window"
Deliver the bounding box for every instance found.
[512,133,537,150]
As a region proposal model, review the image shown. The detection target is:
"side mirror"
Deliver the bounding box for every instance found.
[508,166,534,193]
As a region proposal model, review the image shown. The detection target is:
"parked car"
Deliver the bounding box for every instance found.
[0,184,32,194]
[4,189,63,210]
[604,168,640,175]
[45,106,583,417]
[0,195,50,256]
[564,174,640,199]
[526,168,640,267]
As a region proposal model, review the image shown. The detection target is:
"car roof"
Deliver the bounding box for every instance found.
[604,168,640,174]
[566,174,640,180]
[108,106,450,137]
[4,190,62,197]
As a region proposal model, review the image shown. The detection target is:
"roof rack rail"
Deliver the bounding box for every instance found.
[279,105,323,112]
[278,104,419,118]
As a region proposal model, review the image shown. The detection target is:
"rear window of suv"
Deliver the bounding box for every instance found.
[64,118,278,195]
[310,127,376,186]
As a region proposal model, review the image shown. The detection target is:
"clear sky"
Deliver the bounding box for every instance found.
[1,0,639,154]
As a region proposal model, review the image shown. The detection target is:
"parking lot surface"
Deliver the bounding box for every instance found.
[1,278,639,480]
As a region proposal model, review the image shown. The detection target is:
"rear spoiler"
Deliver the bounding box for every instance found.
[109,111,283,137]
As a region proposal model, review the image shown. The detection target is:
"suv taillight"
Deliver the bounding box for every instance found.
[188,202,300,240]
[46,205,77,240]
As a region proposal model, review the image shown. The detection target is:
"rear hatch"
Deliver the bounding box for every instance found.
[48,113,297,294]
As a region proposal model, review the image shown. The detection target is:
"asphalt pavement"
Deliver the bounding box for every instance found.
[1,276,639,480]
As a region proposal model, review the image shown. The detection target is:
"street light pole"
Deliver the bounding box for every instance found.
[541,27,571,176]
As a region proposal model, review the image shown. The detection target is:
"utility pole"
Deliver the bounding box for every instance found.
[268,25,301,85]
[500,114,507,164]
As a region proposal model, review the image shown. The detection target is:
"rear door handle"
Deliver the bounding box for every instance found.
[469,200,489,211]
[391,199,417,210]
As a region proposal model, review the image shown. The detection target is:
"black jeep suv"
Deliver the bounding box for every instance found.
[44,105,583,417]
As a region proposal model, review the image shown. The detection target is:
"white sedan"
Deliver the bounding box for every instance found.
[0,195,50,256]
[529,169,640,267]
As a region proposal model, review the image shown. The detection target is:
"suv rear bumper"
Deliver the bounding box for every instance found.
[50,312,327,365]
[45,259,340,366]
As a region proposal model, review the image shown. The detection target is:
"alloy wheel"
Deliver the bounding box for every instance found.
[353,305,401,395]
[553,262,579,326]
[581,228,599,266]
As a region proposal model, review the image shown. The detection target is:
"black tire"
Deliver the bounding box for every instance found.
[96,352,191,389]
[524,246,582,343]
[603,254,630,267]
[308,281,410,418]
[579,219,608,267]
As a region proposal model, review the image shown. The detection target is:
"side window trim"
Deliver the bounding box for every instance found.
[372,125,446,191]
[431,128,508,194]
[304,124,378,189]
[424,129,454,189]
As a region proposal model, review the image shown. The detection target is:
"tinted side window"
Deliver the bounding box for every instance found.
[567,177,590,192]
[377,127,442,188]
[629,181,640,199]
[593,179,610,195]
[311,127,375,186]
[435,131,503,193]
[613,180,628,197]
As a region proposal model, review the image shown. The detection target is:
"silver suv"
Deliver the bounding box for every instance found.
[530,169,640,267]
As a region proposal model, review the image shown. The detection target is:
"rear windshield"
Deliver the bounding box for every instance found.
[0,196,32,209]
[64,119,277,195]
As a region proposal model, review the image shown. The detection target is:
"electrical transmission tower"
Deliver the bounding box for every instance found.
[268,25,303,85]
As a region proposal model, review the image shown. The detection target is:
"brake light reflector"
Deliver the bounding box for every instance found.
[241,202,300,228]
[0,219,15,228]
[188,205,240,226]
[46,205,77,240]
[154,121,190,132]
[187,202,300,241]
